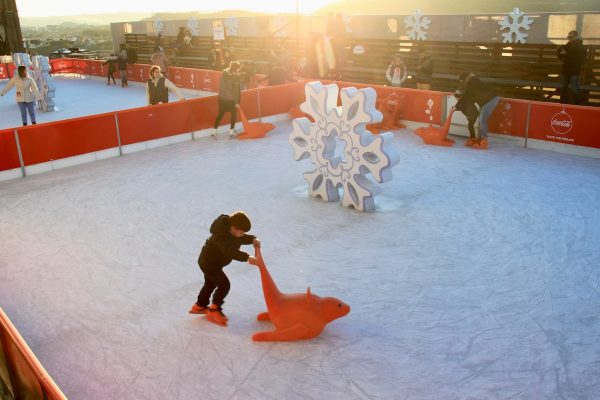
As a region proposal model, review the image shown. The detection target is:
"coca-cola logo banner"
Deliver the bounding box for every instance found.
[550,110,573,135]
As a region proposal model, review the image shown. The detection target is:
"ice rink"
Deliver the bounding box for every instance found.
[1,81,600,399]
[0,75,211,130]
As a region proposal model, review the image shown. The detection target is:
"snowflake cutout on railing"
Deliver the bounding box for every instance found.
[404,9,431,40]
[498,8,534,44]
[154,17,164,35]
[271,15,290,38]
[225,17,239,37]
[187,17,199,36]
[289,82,400,212]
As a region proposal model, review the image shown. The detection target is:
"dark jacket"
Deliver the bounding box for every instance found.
[416,56,433,83]
[464,75,497,108]
[455,93,479,121]
[117,55,128,70]
[103,58,117,73]
[198,214,255,272]
[218,68,241,103]
[558,39,586,75]
[147,77,168,105]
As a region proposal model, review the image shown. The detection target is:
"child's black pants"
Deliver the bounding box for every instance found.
[197,269,230,307]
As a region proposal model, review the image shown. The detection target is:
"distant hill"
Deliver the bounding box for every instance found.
[142,10,270,21]
[20,13,152,27]
[318,0,600,14]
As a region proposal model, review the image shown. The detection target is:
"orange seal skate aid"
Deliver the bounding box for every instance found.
[251,247,350,341]
[414,108,456,147]
[236,107,275,140]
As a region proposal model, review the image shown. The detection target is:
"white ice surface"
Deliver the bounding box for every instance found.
[0,75,213,130]
[1,82,600,400]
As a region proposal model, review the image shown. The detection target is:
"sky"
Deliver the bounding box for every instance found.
[17,0,335,17]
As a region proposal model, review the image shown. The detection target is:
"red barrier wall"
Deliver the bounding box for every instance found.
[168,67,221,92]
[258,82,306,118]
[117,99,202,145]
[336,82,444,126]
[488,98,530,138]
[527,102,600,149]
[0,129,21,171]
[1,62,17,79]
[17,113,119,166]
[0,307,66,400]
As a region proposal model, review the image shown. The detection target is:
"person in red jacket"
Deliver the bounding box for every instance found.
[189,212,260,326]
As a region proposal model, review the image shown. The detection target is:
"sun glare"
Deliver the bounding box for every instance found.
[18,0,337,17]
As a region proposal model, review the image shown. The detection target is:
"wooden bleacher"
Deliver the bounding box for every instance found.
[123,34,599,106]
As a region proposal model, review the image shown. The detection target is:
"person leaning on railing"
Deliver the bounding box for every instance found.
[458,72,500,150]
[146,65,185,105]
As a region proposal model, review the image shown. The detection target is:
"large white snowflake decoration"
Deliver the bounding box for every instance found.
[498,8,534,44]
[271,15,290,38]
[153,17,164,35]
[225,17,239,37]
[404,9,431,40]
[187,17,199,36]
[289,82,400,212]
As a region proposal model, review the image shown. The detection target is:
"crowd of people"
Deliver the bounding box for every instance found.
[1,24,588,149]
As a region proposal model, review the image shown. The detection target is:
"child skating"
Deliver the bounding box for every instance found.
[190,211,259,326]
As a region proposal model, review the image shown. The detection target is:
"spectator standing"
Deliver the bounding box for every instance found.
[416,50,434,90]
[151,46,169,77]
[386,55,407,87]
[557,30,586,105]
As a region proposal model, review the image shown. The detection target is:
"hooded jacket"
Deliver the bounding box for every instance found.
[559,39,586,75]
[198,214,255,272]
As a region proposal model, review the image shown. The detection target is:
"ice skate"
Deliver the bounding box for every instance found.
[206,306,228,326]
[188,304,208,314]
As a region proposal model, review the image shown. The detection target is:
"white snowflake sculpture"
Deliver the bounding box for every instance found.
[271,15,290,38]
[187,17,199,36]
[31,55,55,112]
[404,9,431,41]
[154,17,164,35]
[225,17,239,37]
[289,82,400,212]
[498,8,534,44]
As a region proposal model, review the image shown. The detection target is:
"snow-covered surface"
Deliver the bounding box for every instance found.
[0,75,599,399]
[1,114,599,399]
[0,75,213,130]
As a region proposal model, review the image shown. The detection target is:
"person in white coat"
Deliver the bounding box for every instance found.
[0,66,42,126]
[385,55,407,87]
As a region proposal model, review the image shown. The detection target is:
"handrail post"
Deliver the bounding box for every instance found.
[14,129,26,177]
[114,113,123,156]
[524,102,531,149]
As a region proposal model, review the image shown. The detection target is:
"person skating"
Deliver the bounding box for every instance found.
[190,212,260,326]
[117,50,128,87]
[102,56,117,85]
[0,65,42,126]
[212,61,242,139]
[458,72,499,150]
[453,89,479,147]
[146,66,184,105]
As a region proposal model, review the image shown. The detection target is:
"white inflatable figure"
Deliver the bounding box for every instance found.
[289,82,400,212]
[31,56,55,111]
